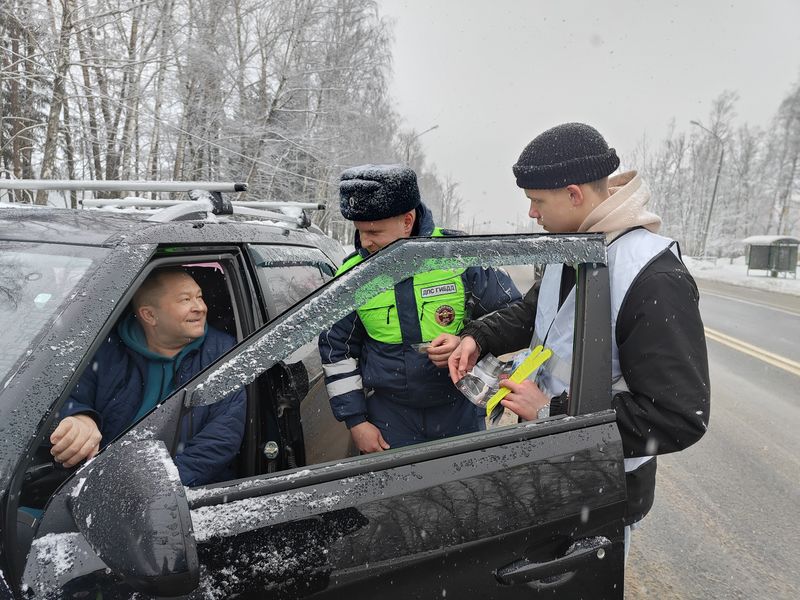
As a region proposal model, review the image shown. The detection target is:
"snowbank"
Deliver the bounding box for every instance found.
[684,256,800,297]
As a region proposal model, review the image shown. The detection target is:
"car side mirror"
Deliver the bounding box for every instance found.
[68,440,199,596]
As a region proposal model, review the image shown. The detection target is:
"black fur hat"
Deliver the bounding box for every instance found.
[512,123,620,189]
[339,164,421,221]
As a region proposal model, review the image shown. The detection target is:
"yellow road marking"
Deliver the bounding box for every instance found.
[704,327,800,378]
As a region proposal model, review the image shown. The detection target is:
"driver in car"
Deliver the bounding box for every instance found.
[49,267,246,486]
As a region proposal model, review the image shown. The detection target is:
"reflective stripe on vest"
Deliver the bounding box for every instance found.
[532,229,678,472]
[336,228,467,344]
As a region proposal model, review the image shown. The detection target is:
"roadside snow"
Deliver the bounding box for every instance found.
[684,256,800,297]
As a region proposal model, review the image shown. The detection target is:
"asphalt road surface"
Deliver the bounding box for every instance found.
[625,279,800,599]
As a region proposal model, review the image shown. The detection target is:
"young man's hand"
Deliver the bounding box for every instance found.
[427,333,461,368]
[350,421,390,453]
[499,378,550,421]
[448,335,480,383]
[50,414,102,468]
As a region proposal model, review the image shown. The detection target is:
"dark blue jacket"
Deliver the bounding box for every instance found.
[319,203,521,428]
[60,324,246,486]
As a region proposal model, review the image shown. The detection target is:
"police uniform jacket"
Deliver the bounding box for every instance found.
[319,203,521,429]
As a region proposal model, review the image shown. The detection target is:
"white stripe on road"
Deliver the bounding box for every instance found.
[700,290,800,317]
[705,327,800,378]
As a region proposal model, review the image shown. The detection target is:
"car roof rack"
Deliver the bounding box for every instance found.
[0,179,325,229]
[0,179,248,193]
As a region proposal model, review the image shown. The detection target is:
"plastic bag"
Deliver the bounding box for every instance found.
[455,353,514,408]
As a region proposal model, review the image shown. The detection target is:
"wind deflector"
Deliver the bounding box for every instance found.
[187,233,608,412]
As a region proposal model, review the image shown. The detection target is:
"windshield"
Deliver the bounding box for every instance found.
[0,242,107,384]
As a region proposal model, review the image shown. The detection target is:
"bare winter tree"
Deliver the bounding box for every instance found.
[765,79,800,236]
[632,84,800,257]
[1,1,49,200]
[440,175,461,229]
[1,0,494,242]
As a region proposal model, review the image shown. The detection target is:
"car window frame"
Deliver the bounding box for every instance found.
[11,251,252,529]
[104,234,610,490]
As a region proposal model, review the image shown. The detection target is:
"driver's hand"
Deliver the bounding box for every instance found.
[349,421,390,453]
[50,414,102,468]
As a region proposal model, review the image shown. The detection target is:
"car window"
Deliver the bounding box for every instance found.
[246,244,346,467]
[188,234,608,413]
[248,245,336,316]
[0,242,107,384]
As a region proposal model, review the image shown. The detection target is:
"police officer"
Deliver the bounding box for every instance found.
[319,164,521,453]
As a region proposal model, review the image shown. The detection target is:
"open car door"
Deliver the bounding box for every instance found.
[22,233,627,599]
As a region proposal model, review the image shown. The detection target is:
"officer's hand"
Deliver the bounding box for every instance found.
[50,414,102,468]
[449,336,480,384]
[350,421,391,453]
[427,333,461,368]
[499,378,550,421]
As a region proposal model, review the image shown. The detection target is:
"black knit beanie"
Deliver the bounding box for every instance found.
[512,123,620,189]
[339,164,421,221]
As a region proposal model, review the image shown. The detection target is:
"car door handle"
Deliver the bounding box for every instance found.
[494,536,611,585]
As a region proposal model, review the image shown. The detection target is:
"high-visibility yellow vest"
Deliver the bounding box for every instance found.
[336,228,467,344]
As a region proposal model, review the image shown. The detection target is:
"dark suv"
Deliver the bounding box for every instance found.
[0,190,626,599]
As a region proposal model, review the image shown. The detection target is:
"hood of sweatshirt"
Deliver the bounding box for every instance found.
[578,170,662,242]
[117,313,207,422]
[117,312,206,363]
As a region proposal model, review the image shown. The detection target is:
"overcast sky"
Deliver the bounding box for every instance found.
[377,0,800,232]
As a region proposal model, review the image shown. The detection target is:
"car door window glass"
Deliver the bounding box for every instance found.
[248,245,343,467]
[248,245,335,316]
[190,235,608,413]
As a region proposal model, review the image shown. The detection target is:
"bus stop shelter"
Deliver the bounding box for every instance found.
[742,235,800,278]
